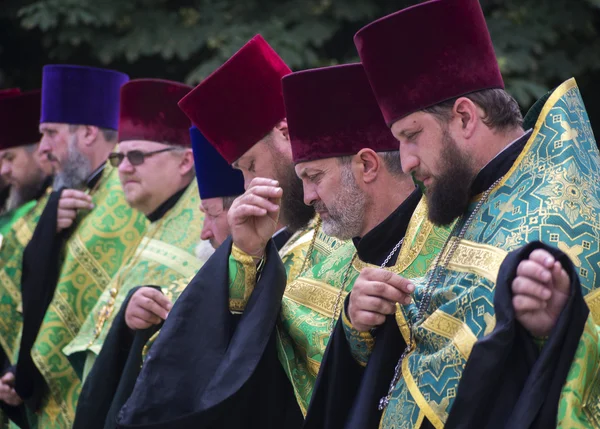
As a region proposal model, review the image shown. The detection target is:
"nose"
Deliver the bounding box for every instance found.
[302,182,318,207]
[201,221,213,241]
[118,155,135,174]
[242,172,253,191]
[399,143,419,175]
[0,163,10,179]
[38,135,51,155]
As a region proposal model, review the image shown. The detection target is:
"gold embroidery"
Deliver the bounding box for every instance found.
[402,353,445,429]
[584,289,600,325]
[284,277,349,319]
[421,311,478,360]
[442,238,507,283]
[139,238,199,279]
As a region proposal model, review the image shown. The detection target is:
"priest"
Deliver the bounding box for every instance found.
[0,90,50,234]
[10,65,147,429]
[0,89,52,428]
[304,0,600,427]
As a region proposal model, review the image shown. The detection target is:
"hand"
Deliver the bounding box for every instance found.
[57,189,94,232]
[348,268,415,332]
[125,287,172,330]
[0,372,23,407]
[512,249,570,338]
[228,178,282,258]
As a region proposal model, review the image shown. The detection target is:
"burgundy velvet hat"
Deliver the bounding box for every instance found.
[119,79,193,146]
[40,65,129,130]
[0,90,42,150]
[354,0,504,127]
[283,63,398,164]
[0,88,21,98]
[178,35,291,164]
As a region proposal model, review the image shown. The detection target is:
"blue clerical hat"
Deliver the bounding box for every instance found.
[191,126,245,200]
[40,64,129,130]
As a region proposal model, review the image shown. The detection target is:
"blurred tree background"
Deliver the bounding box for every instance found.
[0,0,599,134]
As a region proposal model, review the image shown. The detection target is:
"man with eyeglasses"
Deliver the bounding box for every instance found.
[63,78,207,429]
[7,65,147,429]
[71,124,244,429]
[116,35,343,429]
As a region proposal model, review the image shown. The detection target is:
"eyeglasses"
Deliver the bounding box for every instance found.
[108,148,176,167]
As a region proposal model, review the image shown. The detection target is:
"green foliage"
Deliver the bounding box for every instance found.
[2,0,600,109]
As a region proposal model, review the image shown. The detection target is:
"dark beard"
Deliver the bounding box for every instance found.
[427,132,476,226]
[5,175,46,212]
[276,161,315,232]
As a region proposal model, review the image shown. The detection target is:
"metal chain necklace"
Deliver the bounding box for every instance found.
[378,176,504,411]
[329,237,405,333]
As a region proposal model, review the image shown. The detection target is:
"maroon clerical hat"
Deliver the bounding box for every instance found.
[355,0,504,127]
[0,90,42,150]
[178,35,291,164]
[283,63,398,164]
[119,79,193,146]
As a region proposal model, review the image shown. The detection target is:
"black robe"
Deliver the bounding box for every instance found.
[303,133,533,429]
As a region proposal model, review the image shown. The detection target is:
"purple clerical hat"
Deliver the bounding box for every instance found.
[40,65,129,130]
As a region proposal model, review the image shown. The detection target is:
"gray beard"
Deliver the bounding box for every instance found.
[52,136,93,190]
[195,240,216,262]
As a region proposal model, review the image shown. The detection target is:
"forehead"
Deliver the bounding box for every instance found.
[390,111,432,135]
[118,140,170,152]
[295,157,337,176]
[200,197,224,211]
[0,147,23,159]
[39,122,69,133]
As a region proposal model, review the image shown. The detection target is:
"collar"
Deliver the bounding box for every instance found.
[470,129,532,197]
[86,163,106,190]
[352,188,422,266]
[272,227,293,250]
[146,184,189,222]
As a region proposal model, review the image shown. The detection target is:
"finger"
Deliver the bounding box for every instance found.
[528,249,555,269]
[355,296,397,315]
[245,185,283,201]
[140,288,172,312]
[128,316,152,330]
[238,193,280,212]
[513,294,547,312]
[362,281,412,305]
[59,197,94,210]
[516,260,552,284]
[247,177,279,189]
[136,296,169,320]
[361,268,415,294]
[232,204,269,220]
[57,219,73,231]
[353,310,386,330]
[512,276,552,301]
[130,306,163,325]
[1,372,14,384]
[57,208,77,220]
[61,189,93,202]
[552,262,571,294]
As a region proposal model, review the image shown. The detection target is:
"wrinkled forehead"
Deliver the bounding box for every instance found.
[117,139,171,152]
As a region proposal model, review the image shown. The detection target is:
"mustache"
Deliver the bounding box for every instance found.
[46,152,58,162]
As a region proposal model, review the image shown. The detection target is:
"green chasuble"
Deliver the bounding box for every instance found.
[30,163,147,429]
[278,198,451,415]
[377,78,600,428]
[0,191,49,364]
[0,199,37,236]
[64,180,205,367]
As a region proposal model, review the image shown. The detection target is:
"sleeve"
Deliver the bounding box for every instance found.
[557,314,600,429]
[228,244,259,313]
[341,306,375,367]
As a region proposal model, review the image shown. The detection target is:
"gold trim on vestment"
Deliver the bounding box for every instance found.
[402,353,445,429]
[488,78,577,195]
[139,238,200,279]
[584,289,600,325]
[441,238,508,283]
[421,311,478,361]
[284,277,349,319]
